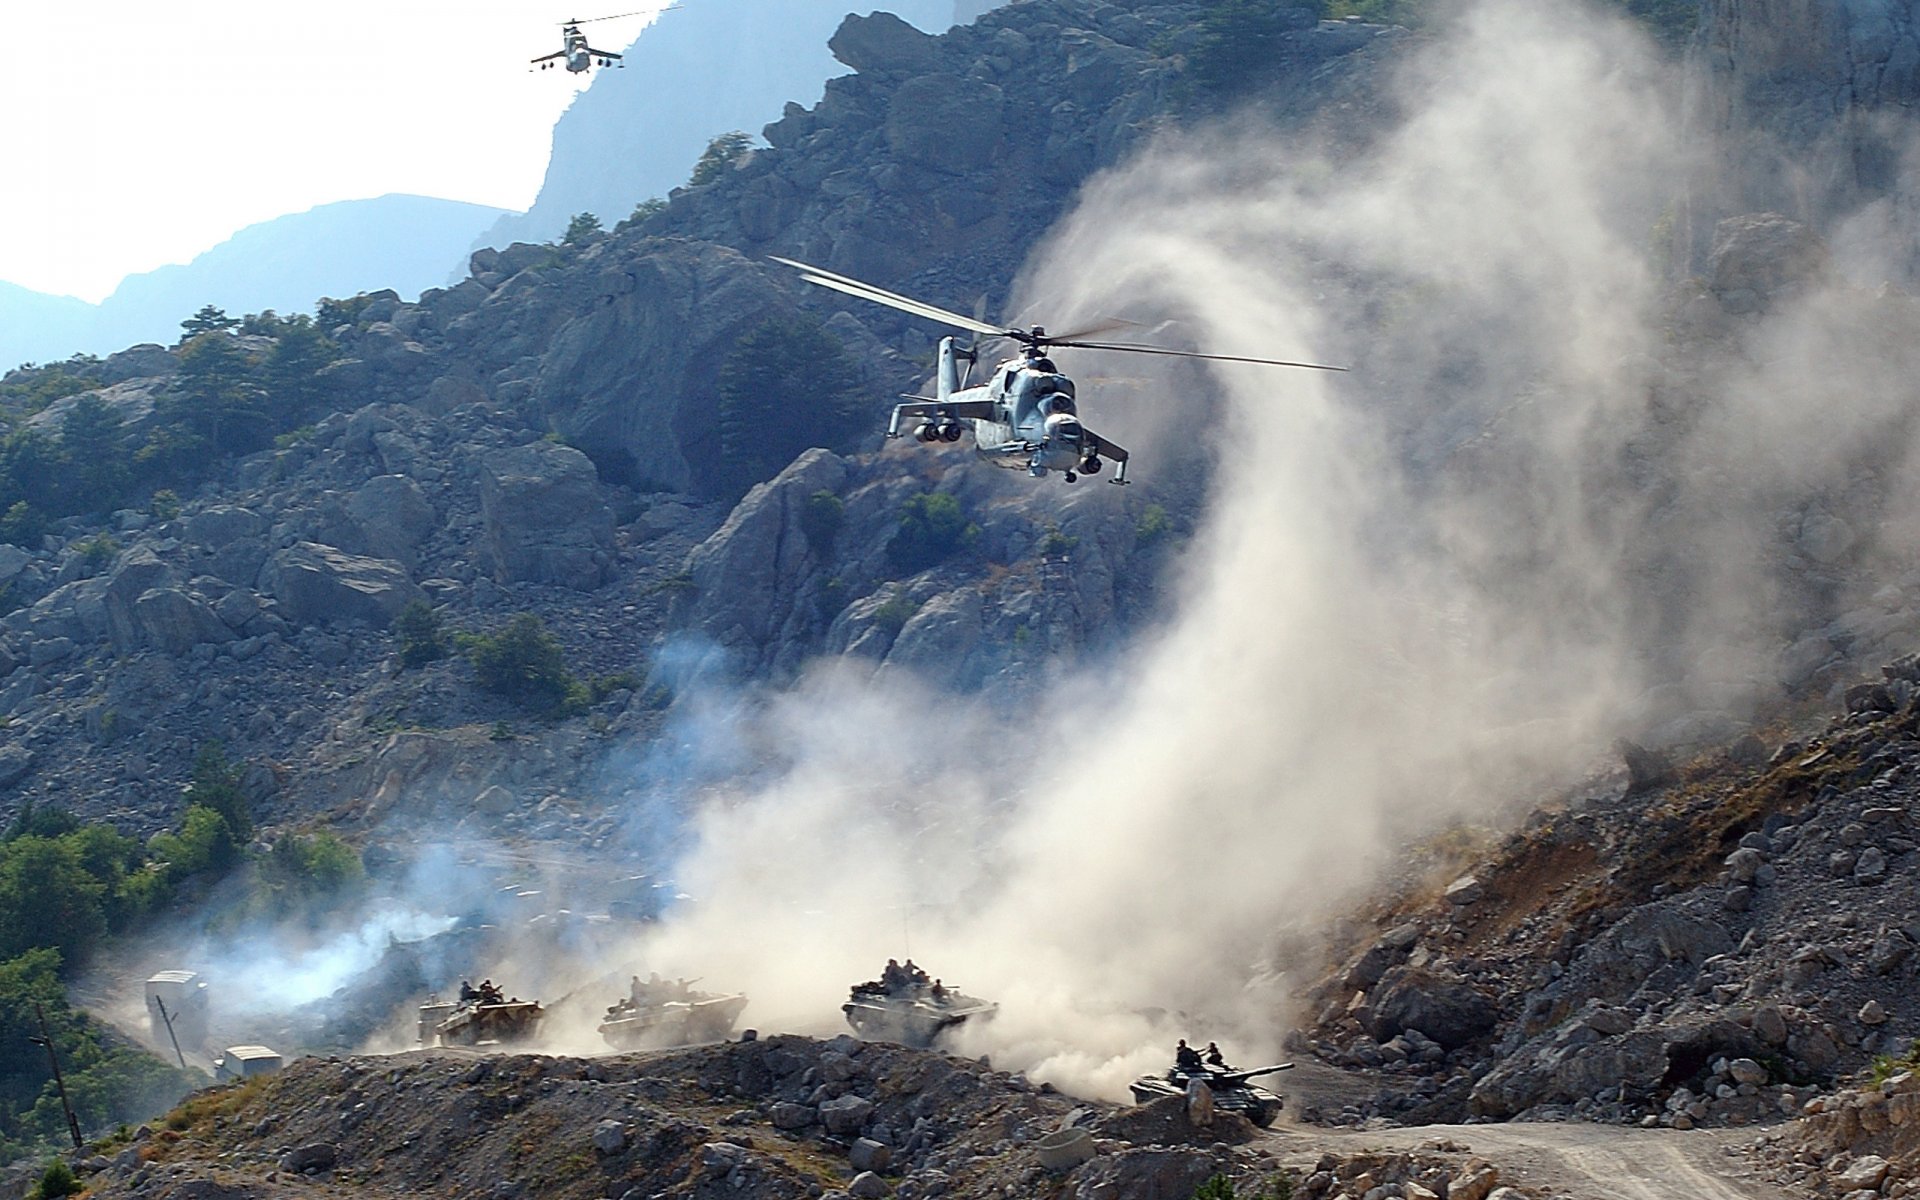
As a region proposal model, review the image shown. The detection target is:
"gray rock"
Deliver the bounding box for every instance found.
[685,450,848,653]
[134,588,236,655]
[1724,847,1765,882]
[278,1143,337,1173]
[1445,875,1484,905]
[886,75,1004,172]
[820,1093,876,1135]
[184,505,266,549]
[849,1137,892,1173]
[478,442,614,589]
[700,1142,746,1180]
[258,542,425,628]
[849,1171,888,1199]
[829,11,941,75]
[0,744,35,788]
[1838,1155,1890,1191]
[591,1119,627,1155]
[1728,1058,1767,1085]
[1368,965,1498,1049]
[770,1102,815,1130]
[1708,213,1829,313]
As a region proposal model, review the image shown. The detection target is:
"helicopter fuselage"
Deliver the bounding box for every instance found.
[889,337,1128,484]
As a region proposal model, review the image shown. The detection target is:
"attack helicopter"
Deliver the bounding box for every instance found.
[773,257,1345,484]
[532,9,674,73]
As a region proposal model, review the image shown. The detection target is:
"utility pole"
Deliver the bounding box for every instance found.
[153,995,187,1069]
[29,1002,84,1150]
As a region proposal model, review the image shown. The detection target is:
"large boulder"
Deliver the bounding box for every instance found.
[184,505,267,550]
[315,475,437,569]
[1368,965,1499,1049]
[1707,213,1829,314]
[683,449,848,655]
[829,11,941,75]
[133,588,236,655]
[478,442,614,589]
[885,74,1006,172]
[258,542,424,628]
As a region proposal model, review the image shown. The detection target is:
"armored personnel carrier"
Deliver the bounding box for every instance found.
[598,976,748,1050]
[842,960,995,1048]
[417,982,544,1047]
[1129,1051,1293,1128]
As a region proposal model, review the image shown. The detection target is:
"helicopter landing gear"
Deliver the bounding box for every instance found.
[1080,456,1102,475]
[915,423,938,443]
[940,422,963,443]
[1064,471,1078,483]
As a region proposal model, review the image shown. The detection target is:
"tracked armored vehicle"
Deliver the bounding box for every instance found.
[1129,1058,1294,1128]
[598,976,748,1050]
[842,961,995,1048]
[418,984,544,1047]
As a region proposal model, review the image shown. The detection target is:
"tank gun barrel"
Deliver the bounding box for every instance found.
[1218,1062,1295,1083]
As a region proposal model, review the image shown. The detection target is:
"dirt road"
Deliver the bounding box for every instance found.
[1260,1118,1791,1200]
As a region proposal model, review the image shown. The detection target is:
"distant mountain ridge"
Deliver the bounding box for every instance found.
[479,0,977,248]
[1,194,510,369]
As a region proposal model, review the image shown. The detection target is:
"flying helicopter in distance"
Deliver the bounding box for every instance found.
[773,257,1346,484]
[532,8,677,74]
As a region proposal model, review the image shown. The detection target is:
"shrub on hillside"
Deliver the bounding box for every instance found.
[886,492,977,575]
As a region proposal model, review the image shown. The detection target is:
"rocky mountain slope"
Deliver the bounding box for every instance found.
[13,1,1920,1197]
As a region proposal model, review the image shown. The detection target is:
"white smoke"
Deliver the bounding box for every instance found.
[600,0,1920,1100]
[114,0,1920,1103]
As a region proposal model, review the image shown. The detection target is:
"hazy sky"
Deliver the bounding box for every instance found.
[0,2,672,303]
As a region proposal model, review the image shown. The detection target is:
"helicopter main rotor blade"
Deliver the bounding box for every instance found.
[1045,316,1146,342]
[772,257,1008,338]
[1050,338,1349,372]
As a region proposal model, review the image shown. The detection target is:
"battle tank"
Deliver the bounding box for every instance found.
[417,984,544,1047]
[842,962,996,1048]
[598,976,748,1050]
[1129,1058,1294,1128]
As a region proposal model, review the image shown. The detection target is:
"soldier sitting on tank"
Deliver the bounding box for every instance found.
[931,978,948,1002]
[459,980,478,1004]
[881,959,907,994]
[479,979,505,1005]
[904,959,930,988]
[1205,1042,1227,1068]
[1175,1039,1205,1072]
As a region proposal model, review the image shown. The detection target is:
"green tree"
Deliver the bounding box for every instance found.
[561,211,603,245]
[394,600,451,668]
[620,197,668,230]
[59,393,129,511]
[886,491,977,574]
[179,304,239,339]
[182,742,252,842]
[1186,0,1330,97]
[800,489,844,554]
[464,613,587,715]
[0,836,108,960]
[713,314,866,499]
[689,131,753,186]
[262,313,339,419]
[147,804,243,880]
[156,332,270,461]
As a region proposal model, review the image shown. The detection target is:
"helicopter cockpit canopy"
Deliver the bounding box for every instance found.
[1009,370,1077,428]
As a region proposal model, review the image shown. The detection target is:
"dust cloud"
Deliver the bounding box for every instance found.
[595,0,1712,1099]
[128,0,1920,1102]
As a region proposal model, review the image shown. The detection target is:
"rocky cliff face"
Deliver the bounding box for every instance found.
[1690,0,1920,276]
